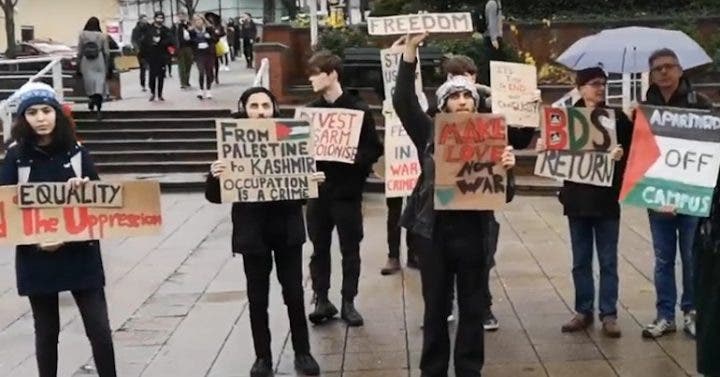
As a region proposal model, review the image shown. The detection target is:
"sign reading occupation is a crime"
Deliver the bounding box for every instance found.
[367,12,473,36]
[384,112,420,197]
[534,106,618,187]
[294,107,364,164]
[490,61,539,128]
[620,105,720,216]
[434,113,508,210]
[0,181,162,245]
[216,118,319,203]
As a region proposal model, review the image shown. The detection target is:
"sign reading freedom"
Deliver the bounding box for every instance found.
[367,12,473,36]
[216,119,318,203]
[434,113,507,210]
[620,105,720,216]
[0,181,162,245]
[294,107,363,164]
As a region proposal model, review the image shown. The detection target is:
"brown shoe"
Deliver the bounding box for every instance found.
[602,317,622,338]
[561,313,594,333]
[380,258,401,275]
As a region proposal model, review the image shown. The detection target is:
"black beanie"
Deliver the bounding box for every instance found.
[154,11,165,18]
[575,67,607,86]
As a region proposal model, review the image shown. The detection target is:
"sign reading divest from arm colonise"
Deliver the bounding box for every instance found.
[0,181,162,245]
[620,105,720,216]
[490,61,539,128]
[294,107,364,164]
[434,113,508,210]
[534,106,618,187]
[216,119,319,203]
[367,12,473,36]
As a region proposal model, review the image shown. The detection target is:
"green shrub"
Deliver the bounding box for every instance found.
[316,26,373,57]
[428,33,521,82]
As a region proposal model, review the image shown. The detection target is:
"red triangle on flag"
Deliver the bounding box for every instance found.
[619,109,661,200]
[275,123,292,140]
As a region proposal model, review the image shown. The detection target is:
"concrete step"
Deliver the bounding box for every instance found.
[91,149,217,162]
[95,160,211,174]
[82,138,217,152]
[72,109,232,120]
[76,118,217,130]
[77,128,215,140]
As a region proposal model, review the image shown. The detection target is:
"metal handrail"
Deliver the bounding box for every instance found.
[252,58,270,89]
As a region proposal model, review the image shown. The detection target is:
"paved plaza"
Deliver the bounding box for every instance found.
[0,194,700,377]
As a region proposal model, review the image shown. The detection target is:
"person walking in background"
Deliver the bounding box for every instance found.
[141,11,173,101]
[228,18,240,61]
[173,11,193,89]
[186,14,217,100]
[240,13,257,69]
[483,0,505,84]
[131,14,148,91]
[204,12,227,83]
[77,17,109,120]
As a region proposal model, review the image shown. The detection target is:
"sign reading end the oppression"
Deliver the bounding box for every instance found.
[294,107,363,164]
[367,12,473,36]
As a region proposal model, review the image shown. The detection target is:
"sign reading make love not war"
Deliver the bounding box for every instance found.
[534,106,618,187]
[294,107,364,164]
[620,105,720,216]
[490,61,539,128]
[384,112,420,197]
[434,113,507,210]
[0,181,162,245]
[367,12,473,36]
[216,119,318,203]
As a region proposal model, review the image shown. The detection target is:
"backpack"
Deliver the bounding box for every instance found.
[83,41,100,60]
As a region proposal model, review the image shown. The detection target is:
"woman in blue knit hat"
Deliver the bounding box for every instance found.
[0,82,117,377]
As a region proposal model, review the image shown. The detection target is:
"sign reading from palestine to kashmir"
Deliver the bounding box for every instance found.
[366,12,473,36]
[294,107,364,164]
[216,118,319,203]
[0,181,162,245]
[620,105,720,216]
[534,106,618,187]
[434,112,508,210]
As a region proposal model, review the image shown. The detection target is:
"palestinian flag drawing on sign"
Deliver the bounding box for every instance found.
[275,121,311,141]
[620,105,720,217]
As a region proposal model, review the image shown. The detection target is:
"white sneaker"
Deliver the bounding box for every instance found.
[642,318,676,339]
[447,314,455,322]
[222,66,230,72]
[684,311,697,338]
[204,91,213,99]
[196,91,204,100]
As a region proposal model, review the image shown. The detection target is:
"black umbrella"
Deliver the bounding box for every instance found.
[205,12,221,25]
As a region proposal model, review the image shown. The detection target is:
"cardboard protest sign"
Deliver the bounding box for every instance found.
[434,113,507,210]
[490,61,539,128]
[620,105,720,216]
[384,112,420,197]
[380,46,426,112]
[216,119,319,203]
[294,107,364,164]
[17,182,123,208]
[367,12,473,36]
[0,181,162,245]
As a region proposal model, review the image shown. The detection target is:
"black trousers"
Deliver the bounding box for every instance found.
[147,59,166,97]
[386,197,415,261]
[243,38,254,65]
[29,288,116,377]
[137,54,147,88]
[243,245,310,359]
[88,94,103,112]
[482,36,507,85]
[417,214,490,377]
[307,196,364,300]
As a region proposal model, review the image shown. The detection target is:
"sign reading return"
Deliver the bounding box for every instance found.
[434,113,508,210]
[0,181,162,245]
[367,12,473,36]
[216,119,319,203]
[294,107,363,164]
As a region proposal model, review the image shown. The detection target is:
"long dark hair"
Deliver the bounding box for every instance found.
[11,107,78,154]
[84,17,102,32]
[234,87,280,119]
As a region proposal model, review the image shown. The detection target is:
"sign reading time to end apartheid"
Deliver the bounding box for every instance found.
[620,105,720,216]
[294,107,364,164]
[367,12,473,36]
[385,113,420,197]
[490,61,539,128]
[434,113,507,210]
[216,119,318,203]
[0,181,162,245]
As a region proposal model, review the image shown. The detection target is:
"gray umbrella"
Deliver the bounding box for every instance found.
[556,26,713,74]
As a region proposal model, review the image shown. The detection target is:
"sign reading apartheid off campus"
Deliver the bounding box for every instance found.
[534,106,618,187]
[490,61,539,128]
[367,12,473,36]
[380,46,426,112]
[620,105,720,217]
[384,111,420,197]
[0,181,162,245]
[433,113,507,210]
[216,119,319,203]
[294,107,364,164]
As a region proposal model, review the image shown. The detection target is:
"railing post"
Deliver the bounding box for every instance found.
[2,102,11,142]
[51,59,64,102]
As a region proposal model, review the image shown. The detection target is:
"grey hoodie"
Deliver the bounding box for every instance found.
[485,0,503,41]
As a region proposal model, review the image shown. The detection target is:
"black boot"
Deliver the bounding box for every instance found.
[294,353,320,375]
[308,293,338,325]
[250,358,273,377]
[341,299,364,327]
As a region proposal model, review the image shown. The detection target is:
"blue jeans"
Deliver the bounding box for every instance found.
[568,217,620,319]
[648,211,699,321]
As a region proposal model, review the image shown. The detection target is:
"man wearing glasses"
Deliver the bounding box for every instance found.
[641,48,712,340]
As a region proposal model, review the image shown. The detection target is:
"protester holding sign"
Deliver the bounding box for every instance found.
[205,87,321,377]
[0,82,117,377]
[304,51,383,327]
[536,67,631,338]
[636,48,712,340]
[394,32,515,377]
